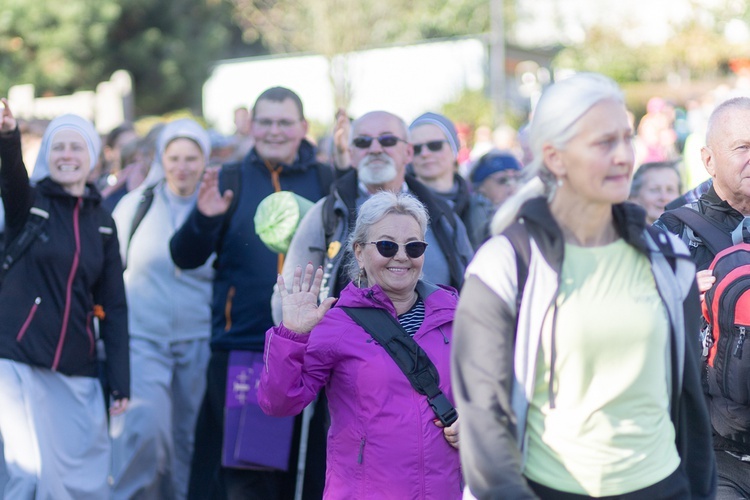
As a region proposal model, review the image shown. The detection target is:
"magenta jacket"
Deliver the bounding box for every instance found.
[259,280,462,499]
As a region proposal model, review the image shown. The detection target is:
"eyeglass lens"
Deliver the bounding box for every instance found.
[371,240,428,258]
[352,135,402,149]
[413,141,445,155]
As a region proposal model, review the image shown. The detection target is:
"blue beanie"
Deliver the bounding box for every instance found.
[471,150,521,186]
[409,112,459,157]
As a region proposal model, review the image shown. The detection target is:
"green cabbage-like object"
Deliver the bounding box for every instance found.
[254,191,315,254]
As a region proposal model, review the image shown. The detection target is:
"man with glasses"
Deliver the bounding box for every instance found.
[170,86,332,500]
[409,112,489,249]
[274,110,474,324]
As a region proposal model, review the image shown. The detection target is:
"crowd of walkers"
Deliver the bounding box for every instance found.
[0,71,749,500]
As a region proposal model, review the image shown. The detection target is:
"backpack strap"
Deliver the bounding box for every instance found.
[341,306,458,426]
[668,205,733,256]
[0,194,51,285]
[215,162,242,257]
[126,183,156,253]
[502,221,531,314]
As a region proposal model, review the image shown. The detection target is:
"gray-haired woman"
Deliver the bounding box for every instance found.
[452,73,716,499]
[259,191,462,499]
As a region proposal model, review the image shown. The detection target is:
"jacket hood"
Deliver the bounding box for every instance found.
[516,197,650,270]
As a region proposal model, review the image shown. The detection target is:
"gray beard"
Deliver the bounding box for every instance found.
[358,154,397,185]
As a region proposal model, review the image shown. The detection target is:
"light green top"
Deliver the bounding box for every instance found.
[524,239,680,496]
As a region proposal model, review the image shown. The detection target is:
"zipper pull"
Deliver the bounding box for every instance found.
[733,326,746,359]
[702,324,713,358]
[357,437,365,464]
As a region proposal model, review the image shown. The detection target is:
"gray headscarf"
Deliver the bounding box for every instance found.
[30,114,102,184]
[142,118,212,187]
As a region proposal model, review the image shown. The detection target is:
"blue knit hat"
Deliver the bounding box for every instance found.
[409,112,459,157]
[471,150,521,186]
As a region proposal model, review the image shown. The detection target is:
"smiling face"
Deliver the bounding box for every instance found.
[354,213,424,302]
[163,138,205,196]
[250,98,308,166]
[410,124,455,186]
[48,129,91,196]
[545,99,634,208]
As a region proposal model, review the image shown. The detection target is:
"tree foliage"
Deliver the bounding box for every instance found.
[554,0,748,84]
[0,0,235,116]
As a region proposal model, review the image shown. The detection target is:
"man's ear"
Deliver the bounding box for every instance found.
[542,143,565,178]
[701,146,716,178]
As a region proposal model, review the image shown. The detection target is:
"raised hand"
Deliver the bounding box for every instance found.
[278,263,337,334]
[332,108,352,171]
[197,166,234,217]
[0,98,17,133]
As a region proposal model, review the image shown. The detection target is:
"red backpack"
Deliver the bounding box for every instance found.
[702,243,750,405]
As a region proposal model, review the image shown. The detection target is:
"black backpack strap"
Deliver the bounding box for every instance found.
[128,184,156,247]
[0,194,51,284]
[341,306,458,426]
[502,221,531,313]
[668,205,733,255]
[216,162,242,257]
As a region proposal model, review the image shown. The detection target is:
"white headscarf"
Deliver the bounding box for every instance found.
[30,114,101,184]
[141,118,212,187]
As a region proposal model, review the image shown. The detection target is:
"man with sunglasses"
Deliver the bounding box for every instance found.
[274,110,474,324]
[409,112,488,249]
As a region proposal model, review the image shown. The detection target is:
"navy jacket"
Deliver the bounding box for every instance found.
[170,140,331,351]
[0,128,129,399]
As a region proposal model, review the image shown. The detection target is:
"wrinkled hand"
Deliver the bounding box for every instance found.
[333,108,352,171]
[0,98,17,133]
[435,415,459,449]
[197,166,233,217]
[278,263,337,334]
[697,269,715,302]
[110,397,129,416]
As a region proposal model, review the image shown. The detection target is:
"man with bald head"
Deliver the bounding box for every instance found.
[274,110,473,321]
[657,96,750,499]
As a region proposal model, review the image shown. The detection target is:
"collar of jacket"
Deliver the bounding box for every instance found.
[336,279,456,318]
[698,183,745,219]
[36,177,103,203]
[244,137,318,175]
[516,196,650,271]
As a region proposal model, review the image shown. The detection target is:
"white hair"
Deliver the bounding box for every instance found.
[491,73,625,235]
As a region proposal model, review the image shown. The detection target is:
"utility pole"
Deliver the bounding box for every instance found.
[489,0,506,126]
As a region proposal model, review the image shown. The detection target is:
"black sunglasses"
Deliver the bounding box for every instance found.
[352,135,407,149]
[413,140,447,155]
[367,240,428,258]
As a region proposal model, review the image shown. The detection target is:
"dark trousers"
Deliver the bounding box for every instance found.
[187,350,326,500]
[527,466,689,500]
[716,449,750,500]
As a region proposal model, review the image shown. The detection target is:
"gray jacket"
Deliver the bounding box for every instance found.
[451,198,716,499]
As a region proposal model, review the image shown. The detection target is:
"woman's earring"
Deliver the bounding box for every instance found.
[557,178,563,187]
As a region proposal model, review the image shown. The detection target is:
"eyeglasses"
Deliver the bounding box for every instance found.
[352,135,407,149]
[367,240,428,258]
[413,140,447,155]
[253,118,299,130]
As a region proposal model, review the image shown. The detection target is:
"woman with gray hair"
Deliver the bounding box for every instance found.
[259,191,462,499]
[452,73,716,499]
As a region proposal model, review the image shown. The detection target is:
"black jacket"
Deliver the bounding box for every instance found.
[0,128,129,399]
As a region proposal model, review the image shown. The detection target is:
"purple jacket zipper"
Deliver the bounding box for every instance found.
[52,198,81,371]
